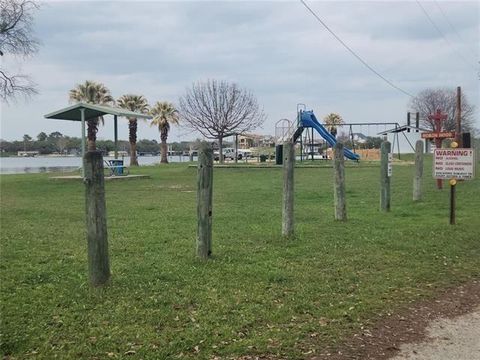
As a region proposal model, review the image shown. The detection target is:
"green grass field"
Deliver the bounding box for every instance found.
[1,157,479,359]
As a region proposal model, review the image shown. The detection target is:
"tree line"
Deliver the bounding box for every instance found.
[0,132,199,156]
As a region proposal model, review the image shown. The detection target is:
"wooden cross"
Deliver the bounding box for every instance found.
[428,109,448,189]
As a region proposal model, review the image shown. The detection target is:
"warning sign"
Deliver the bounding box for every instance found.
[433,149,475,180]
[387,153,392,177]
[421,131,455,139]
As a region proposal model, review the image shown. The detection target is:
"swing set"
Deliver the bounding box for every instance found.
[275,104,423,162]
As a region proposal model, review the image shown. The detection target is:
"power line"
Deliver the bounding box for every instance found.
[415,0,476,70]
[433,0,479,63]
[299,0,414,98]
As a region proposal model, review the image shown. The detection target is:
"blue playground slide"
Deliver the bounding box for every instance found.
[300,110,360,161]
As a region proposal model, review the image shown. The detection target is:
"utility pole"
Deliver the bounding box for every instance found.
[455,86,462,147]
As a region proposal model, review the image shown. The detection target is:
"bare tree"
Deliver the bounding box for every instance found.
[179,79,265,163]
[0,0,40,102]
[409,88,475,132]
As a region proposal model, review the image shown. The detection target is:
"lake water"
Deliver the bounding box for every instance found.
[0,155,195,174]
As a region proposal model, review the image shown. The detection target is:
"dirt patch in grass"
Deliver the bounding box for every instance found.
[311,279,480,360]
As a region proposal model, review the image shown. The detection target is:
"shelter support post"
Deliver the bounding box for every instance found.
[394,124,401,160]
[80,108,86,177]
[114,115,118,159]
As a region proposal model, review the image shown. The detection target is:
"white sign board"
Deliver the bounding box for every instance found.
[433,148,475,180]
[387,153,392,177]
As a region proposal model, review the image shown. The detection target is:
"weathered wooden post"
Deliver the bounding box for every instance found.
[197,142,213,259]
[380,141,391,212]
[333,142,347,220]
[84,151,110,286]
[413,140,424,201]
[282,141,295,237]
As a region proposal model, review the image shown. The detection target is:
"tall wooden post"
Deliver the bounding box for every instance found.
[455,86,462,147]
[333,142,346,220]
[197,142,213,259]
[282,141,295,237]
[413,140,424,201]
[84,151,110,286]
[380,141,391,212]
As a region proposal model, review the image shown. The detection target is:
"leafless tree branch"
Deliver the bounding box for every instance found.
[0,68,37,102]
[409,88,475,133]
[179,79,266,163]
[0,0,39,101]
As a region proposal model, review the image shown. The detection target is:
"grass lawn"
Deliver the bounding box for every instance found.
[1,156,479,359]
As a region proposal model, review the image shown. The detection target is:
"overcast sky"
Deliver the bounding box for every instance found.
[1,0,479,143]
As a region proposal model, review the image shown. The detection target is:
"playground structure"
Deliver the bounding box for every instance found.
[275,105,425,163]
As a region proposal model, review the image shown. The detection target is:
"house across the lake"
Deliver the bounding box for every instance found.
[352,133,368,144]
[17,151,39,157]
[108,151,129,157]
[238,134,275,149]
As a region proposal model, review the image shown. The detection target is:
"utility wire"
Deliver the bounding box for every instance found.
[299,0,414,98]
[415,0,476,70]
[433,0,479,63]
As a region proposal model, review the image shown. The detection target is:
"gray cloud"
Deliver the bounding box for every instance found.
[2,1,478,142]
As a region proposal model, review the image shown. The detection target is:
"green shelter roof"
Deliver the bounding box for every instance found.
[44,102,152,121]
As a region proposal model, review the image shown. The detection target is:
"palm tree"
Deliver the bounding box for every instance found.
[323,113,344,138]
[150,101,179,164]
[117,95,149,166]
[69,80,114,151]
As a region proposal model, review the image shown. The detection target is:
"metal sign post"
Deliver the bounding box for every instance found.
[449,178,456,225]
[433,141,475,225]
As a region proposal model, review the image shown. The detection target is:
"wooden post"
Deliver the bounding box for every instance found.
[333,142,346,220]
[413,140,424,201]
[282,141,295,237]
[84,151,110,286]
[197,142,213,259]
[380,141,391,212]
